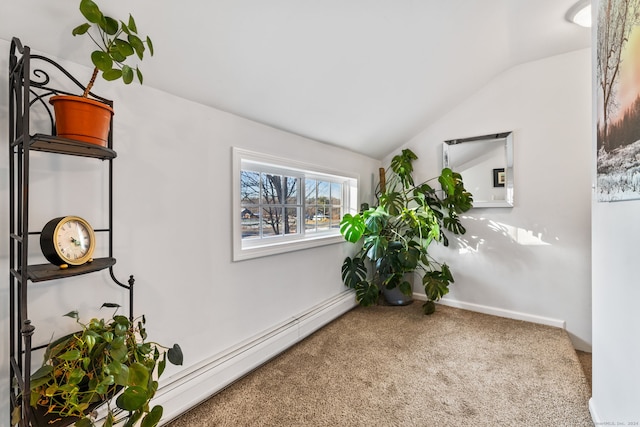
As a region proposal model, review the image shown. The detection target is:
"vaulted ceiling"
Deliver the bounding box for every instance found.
[1,0,591,159]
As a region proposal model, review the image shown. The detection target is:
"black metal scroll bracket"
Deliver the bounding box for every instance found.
[110,269,135,321]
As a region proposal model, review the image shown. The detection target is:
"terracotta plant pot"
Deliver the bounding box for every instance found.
[49,95,114,147]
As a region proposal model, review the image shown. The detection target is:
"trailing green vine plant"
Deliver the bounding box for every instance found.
[339,148,473,314]
[12,303,183,427]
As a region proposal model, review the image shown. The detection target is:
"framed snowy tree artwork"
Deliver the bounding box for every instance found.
[596,0,640,201]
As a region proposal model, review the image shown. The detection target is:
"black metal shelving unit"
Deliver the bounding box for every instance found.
[8,37,134,427]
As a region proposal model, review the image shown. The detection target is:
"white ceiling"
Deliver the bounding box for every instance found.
[1,0,591,159]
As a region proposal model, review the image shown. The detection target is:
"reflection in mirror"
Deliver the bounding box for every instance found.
[443,132,513,208]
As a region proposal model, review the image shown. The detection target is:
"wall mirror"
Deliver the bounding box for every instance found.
[443,131,513,208]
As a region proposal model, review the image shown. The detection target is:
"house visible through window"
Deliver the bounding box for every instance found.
[233,148,358,261]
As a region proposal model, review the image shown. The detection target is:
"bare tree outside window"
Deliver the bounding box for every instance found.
[240,170,298,238]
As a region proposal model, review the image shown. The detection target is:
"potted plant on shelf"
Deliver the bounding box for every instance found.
[339,148,473,315]
[50,0,154,146]
[12,303,183,427]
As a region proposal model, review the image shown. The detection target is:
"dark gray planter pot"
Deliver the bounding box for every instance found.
[381,273,414,306]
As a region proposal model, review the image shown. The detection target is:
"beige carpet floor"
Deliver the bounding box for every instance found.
[165,303,592,427]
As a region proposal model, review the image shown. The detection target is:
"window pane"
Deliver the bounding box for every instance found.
[317,206,330,231]
[241,171,260,205]
[262,174,283,204]
[241,207,260,239]
[285,207,298,235]
[330,207,341,228]
[305,179,317,204]
[331,182,342,206]
[284,176,298,204]
[304,207,316,231]
[317,181,330,206]
[262,206,282,237]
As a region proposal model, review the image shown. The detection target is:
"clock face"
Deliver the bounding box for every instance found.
[40,216,96,266]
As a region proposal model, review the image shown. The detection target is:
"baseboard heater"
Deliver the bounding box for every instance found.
[154,290,357,425]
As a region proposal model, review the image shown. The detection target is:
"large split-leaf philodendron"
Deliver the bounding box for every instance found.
[339,148,473,314]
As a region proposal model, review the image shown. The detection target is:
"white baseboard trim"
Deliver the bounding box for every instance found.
[155,290,357,425]
[413,295,566,329]
[589,398,600,425]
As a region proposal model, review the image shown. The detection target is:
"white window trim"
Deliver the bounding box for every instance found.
[232,147,359,261]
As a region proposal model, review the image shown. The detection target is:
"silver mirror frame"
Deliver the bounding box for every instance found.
[443,132,514,208]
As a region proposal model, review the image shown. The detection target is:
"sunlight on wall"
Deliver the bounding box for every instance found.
[488,220,551,246]
[457,217,551,255]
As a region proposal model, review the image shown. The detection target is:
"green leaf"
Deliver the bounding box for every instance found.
[114,363,130,386]
[398,279,413,296]
[30,366,54,389]
[364,235,387,261]
[59,349,81,361]
[128,14,138,33]
[72,23,91,36]
[141,405,163,427]
[128,34,145,59]
[122,65,134,84]
[79,0,102,24]
[101,302,121,309]
[438,168,456,195]
[363,206,388,234]
[91,50,113,71]
[85,333,96,352]
[443,215,466,235]
[124,411,144,427]
[115,322,128,336]
[63,310,79,319]
[389,148,418,189]
[137,67,144,85]
[339,213,365,243]
[355,281,379,306]
[68,368,86,385]
[158,354,167,377]
[31,364,53,381]
[128,362,150,387]
[147,36,154,56]
[422,300,436,315]
[397,247,419,270]
[101,16,119,35]
[422,270,452,301]
[341,256,367,289]
[102,69,123,81]
[114,39,135,57]
[110,340,128,362]
[379,191,405,216]
[116,386,149,411]
[138,342,152,355]
[113,315,130,326]
[100,375,115,387]
[167,344,184,366]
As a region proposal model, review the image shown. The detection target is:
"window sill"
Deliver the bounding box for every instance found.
[233,233,345,261]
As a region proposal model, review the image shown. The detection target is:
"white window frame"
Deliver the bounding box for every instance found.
[232,147,358,261]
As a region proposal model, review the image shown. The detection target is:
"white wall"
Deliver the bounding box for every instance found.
[388,49,593,351]
[590,1,640,417]
[0,39,381,423]
[591,203,640,422]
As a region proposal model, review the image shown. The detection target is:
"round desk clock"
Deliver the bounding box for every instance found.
[40,216,96,267]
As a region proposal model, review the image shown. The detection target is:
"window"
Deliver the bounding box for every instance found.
[233,148,358,261]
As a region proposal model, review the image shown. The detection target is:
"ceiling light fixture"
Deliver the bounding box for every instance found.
[566,0,592,27]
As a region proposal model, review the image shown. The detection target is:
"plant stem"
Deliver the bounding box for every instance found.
[82,67,99,98]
